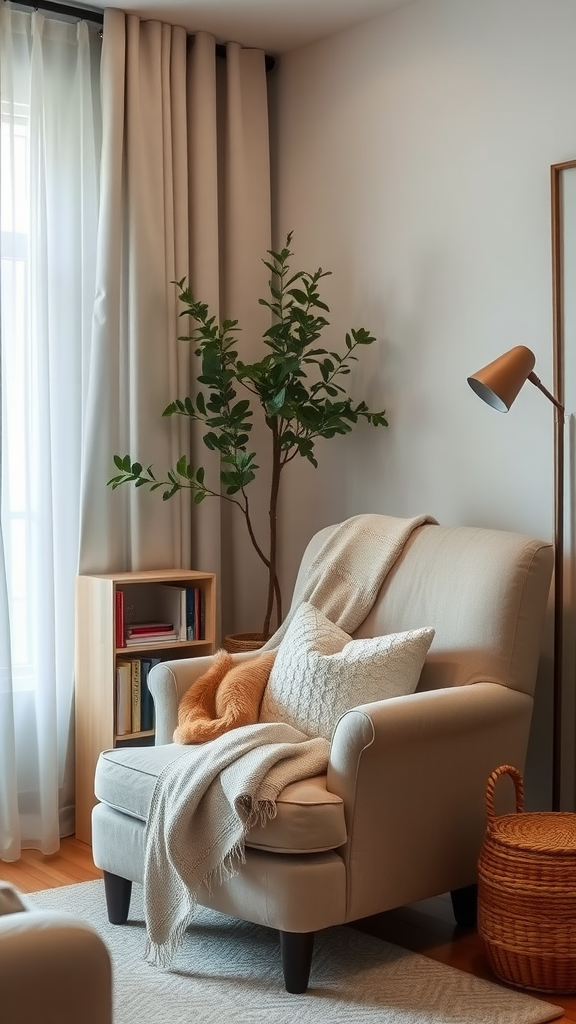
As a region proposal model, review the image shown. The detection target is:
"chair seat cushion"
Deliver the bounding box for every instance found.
[94,744,346,855]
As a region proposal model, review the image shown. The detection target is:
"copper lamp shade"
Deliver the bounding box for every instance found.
[467,345,536,413]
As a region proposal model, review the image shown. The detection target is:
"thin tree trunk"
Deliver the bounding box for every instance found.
[263,422,282,637]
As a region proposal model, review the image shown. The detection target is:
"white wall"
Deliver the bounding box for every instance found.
[270,0,576,808]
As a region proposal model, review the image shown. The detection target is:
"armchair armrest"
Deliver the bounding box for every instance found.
[148,650,256,744]
[327,681,533,922]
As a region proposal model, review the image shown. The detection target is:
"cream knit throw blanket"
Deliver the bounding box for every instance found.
[263,512,437,650]
[144,721,329,967]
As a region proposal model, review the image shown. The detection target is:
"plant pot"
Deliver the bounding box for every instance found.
[223,632,269,654]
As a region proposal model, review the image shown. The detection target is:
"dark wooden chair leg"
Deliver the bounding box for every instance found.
[450,883,478,927]
[103,871,132,925]
[279,930,315,993]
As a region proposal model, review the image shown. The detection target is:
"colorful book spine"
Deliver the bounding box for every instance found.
[125,622,173,636]
[194,587,201,640]
[124,631,178,646]
[130,658,141,733]
[140,657,160,732]
[186,588,195,641]
[116,659,131,735]
[140,659,152,732]
[115,589,124,648]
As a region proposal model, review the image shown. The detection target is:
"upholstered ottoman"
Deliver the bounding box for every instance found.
[0,883,112,1024]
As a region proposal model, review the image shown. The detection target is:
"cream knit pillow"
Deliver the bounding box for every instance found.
[259,602,434,740]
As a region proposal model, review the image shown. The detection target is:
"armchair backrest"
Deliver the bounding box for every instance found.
[293,521,553,697]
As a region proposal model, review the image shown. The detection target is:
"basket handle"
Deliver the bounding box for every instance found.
[485,764,524,823]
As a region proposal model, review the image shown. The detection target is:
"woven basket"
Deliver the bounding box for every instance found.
[223,632,269,654]
[478,764,576,994]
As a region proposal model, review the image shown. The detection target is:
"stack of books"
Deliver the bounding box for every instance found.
[115,583,205,648]
[125,622,178,645]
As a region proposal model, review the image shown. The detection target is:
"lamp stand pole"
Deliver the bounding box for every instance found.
[529,370,565,811]
[552,400,564,812]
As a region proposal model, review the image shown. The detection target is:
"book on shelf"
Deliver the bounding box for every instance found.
[140,657,160,732]
[116,659,132,735]
[194,587,201,640]
[178,587,187,640]
[198,587,206,639]
[184,586,204,641]
[186,587,195,641]
[115,589,125,648]
[125,622,174,637]
[129,657,141,733]
[124,631,179,646]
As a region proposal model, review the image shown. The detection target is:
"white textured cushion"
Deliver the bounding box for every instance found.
[259,602,434,739]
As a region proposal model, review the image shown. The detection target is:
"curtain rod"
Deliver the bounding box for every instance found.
[28,0,276,70]
[30,0,103,23]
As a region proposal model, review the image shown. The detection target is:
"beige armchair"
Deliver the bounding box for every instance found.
[0,883,112,1024]
[91,519,553,993]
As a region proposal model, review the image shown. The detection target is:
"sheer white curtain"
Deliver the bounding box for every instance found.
[79,11,271,639]
[0,8,101,859]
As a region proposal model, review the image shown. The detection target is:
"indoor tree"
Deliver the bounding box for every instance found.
[109,234,388,638]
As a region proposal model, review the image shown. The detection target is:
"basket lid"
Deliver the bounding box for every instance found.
[489,811,576,853]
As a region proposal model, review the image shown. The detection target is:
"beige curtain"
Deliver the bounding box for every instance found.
[79,11,271,637]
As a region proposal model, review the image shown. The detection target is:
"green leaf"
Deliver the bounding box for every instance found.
[266,389,286,416]
[288,288,309,305]
[203,432,220,450]
[230,399,251,421]
[202,347,223,378]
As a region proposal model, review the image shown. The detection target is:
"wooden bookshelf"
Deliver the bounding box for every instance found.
[74,569,216,844]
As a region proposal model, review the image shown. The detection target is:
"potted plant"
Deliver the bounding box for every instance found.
[109,234,388,644]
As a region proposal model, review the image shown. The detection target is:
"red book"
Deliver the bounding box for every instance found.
[126,622,173,636]
[115,590,124,648]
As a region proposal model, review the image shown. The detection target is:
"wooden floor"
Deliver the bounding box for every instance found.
[1,837,574,1022]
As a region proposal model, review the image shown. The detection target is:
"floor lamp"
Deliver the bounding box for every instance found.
[467,344,565,811]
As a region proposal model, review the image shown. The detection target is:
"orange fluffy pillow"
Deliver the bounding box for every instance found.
[174,648,276,745]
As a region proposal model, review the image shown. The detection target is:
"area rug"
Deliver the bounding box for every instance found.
[30,880,561,1024]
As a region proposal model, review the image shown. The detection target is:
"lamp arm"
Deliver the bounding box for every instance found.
[527,371,564,413]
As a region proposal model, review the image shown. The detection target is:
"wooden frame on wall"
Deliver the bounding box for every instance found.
[550,159,576,810]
